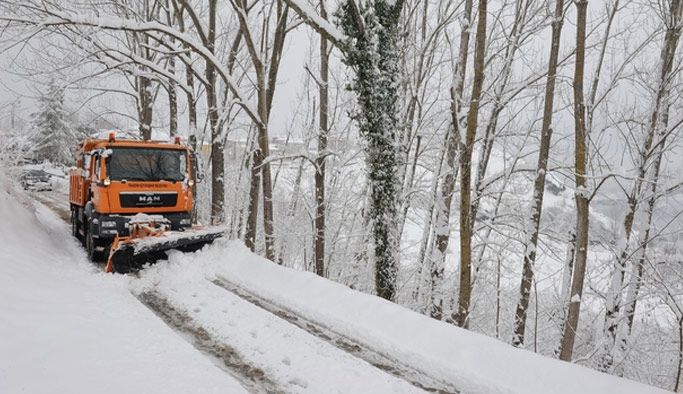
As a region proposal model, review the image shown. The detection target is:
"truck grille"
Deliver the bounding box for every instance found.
[119,192,178,208]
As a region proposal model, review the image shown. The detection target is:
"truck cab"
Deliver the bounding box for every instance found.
[69,134,195,260]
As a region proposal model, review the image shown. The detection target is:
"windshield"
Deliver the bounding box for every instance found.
[23,170,49,180]
[107,148,187,182]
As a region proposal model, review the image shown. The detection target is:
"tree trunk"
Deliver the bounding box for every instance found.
[206,0,224,225]
[624,104,670,335]
[428,0,472,321]
[164,0,178,139]
[187,85,198,222]
[168,54,178,137]
[245,149,261,251]
[559,0,588,362]
[138,75,153,140]
[553,229,576,357]
[314,0,329,277]
[512,0,564,346]
[261,1,290,263]
[676,316,683,392]
[453,0,487,328]
[234,0,288,262]
[258,122,275,261]
[338,0,406,301]
[133,12,154,141]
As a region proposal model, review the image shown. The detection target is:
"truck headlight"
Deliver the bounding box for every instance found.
[101,221,117,228]
[180,218,191,226]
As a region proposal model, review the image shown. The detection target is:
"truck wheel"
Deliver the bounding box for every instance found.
[86,231,95,261]
[80,212,86,246]
[71,210,81,241]
[86,231,103,262]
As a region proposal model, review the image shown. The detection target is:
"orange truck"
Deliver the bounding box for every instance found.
[69,133,223,273]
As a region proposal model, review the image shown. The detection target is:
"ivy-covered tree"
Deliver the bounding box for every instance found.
[29,84,80,165]
[337,0,405,301]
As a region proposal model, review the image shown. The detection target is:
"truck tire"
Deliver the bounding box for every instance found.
[71,209,82,242]
[71,210,77,237]
[80,210,87,246]
[86,230,96,261]
[86,231,104,262]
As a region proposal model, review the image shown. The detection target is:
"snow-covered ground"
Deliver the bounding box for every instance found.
[0,173,250,394]
[0,170,671,394]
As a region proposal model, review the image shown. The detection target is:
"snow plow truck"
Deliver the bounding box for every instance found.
[69,133,224,273]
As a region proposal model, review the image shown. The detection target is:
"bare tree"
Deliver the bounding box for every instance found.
[601,0,683,371]
[233,0,290,261]
[558,0,588,363]
[427,0,472,320]
[314,0,330,277]
[451,0,487,327]
[512,0,565,345]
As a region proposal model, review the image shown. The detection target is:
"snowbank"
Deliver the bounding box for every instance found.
[163,240,670,394]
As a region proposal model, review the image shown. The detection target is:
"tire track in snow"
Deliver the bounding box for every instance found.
[30,190,71,222]
[211,276,459,394]
[35,190,456,393]
[135,280,426,394]
[137,291,285,394]
[35,194,285,393]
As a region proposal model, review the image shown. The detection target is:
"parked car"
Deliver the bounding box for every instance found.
[20,169,52,191]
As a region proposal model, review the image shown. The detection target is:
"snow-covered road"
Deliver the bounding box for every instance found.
[0,171,672,394]
[0,179,249,394]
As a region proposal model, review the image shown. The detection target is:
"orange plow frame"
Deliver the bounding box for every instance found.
[105,219,171,273]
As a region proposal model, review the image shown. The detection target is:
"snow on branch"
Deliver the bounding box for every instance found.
[98,49,193,95]
[140,36,211,88]
[282,0,346,48]
[1,12,262,127]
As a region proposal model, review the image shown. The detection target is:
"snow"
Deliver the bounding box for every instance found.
[132,265,421,393]
[285,0,345,43]
[0,169,670,394]
[30,13,261,125]
[0,172,247,394]
[181,246,667,394]
[131,224,228,253]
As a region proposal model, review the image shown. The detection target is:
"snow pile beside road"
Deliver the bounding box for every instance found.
[148,239,669,394]
[0,171,247,394]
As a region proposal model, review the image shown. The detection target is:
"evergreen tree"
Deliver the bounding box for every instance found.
[29,83,79,165]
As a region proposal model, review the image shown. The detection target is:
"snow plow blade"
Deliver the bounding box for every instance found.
[105,225,226,274]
